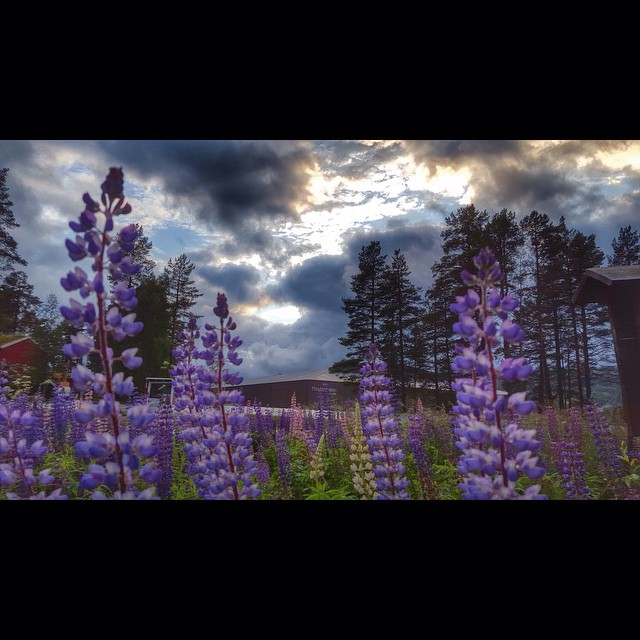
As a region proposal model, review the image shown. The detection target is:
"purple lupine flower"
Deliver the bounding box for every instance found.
[545,405,561,443]
[0,366,9,403]
[450,247,546,500]
[585,401,621,485]
[145,401,174,496]
[48,386,73,449]
[60,168,160,499]
[276,425,291,496]
[256,455,270,487]
[171,296,260,500]
[359,343,410,500]
[0,422,67,498]
[323,390,342,449]
[551,408,590,500]
[408,413,436,499]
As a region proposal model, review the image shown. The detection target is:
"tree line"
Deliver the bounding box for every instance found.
[2,167,640,406]
[331,204,640,410]
[0,168,202,389]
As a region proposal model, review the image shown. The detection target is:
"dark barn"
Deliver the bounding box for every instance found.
[235,369,358,408]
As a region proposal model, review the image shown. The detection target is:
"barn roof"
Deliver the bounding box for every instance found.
[572,265,640,305]
[0,335,32,349]
[238,368,347,386]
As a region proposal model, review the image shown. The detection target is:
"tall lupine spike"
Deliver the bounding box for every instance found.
[0,365,9,403]
[276,423,292,497]
[256,454,271,488]
[149,401,175,499]
[552,408,590,500]
[170,295,260,499]
[359,343,410,500]
[408,413,436,499]
[450,247,546,500]
[585,401,621,488]
[309,434,326,485]
[289,392,304,439]
[61,168,160,500]
[349,402,378,500]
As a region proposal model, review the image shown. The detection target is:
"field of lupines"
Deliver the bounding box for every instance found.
[0,167,637,500]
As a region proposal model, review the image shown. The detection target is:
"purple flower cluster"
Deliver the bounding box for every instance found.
[60,168,159,499]
[148,402,175,499]
[0,404,66,499]
[256,454,270,487]
[48,386,75,448]
[316,386,342,448]
[585,401,620,482]
[0,366,9,401]
[408,413,435,499]
[450,248,546,500]
[359,343,410,500]
[170,294,260,499]
[275,424,291,495]
[550,408,590,500]
[75,431,160,499]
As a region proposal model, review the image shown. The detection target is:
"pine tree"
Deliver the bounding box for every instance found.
[332,241,387,380]
[31,293,73,378]
[379,249,423,409]
[163,253,202,353]
[431,204,491,298]
[0,168,27,274]
[485,208,523,298]
[519,211,557,406]
[608,225,640,266]
[566,228,606,405]
[425,204,490,403]
[0,270,40,333]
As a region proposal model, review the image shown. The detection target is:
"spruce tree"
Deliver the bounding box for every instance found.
[31,294,71,376]
[332,241,387,380]
[379,249,423,409]
[425,204,490,403]
[608,225,640,266]
[0,168,27,274]
[163,253,202,352]
[566,228,606,404]
[0,270,40,333]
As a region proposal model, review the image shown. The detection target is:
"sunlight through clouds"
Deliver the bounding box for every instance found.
[255,304,302,325]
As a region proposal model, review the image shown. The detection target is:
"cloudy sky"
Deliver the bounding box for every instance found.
[1,140,639,378]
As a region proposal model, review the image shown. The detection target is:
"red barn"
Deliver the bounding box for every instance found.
[0,335,47,369]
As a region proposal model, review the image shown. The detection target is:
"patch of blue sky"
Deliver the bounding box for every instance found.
[151,222,209,259]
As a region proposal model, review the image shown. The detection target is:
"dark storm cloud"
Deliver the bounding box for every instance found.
[94,140,314,228]
[402,140,640,243]
[313,140,405,179]
[218,226,320,273]
[479,165,585,211]
[544,140,633,161]
[404,140,524,172]
[269,254,350,313]
[197,263,261,305]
